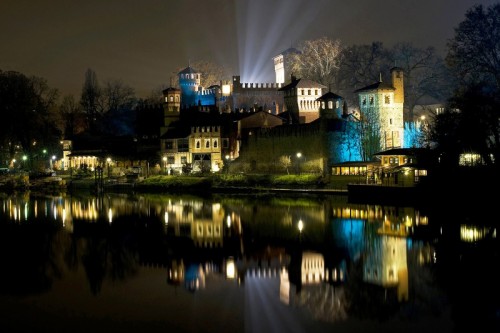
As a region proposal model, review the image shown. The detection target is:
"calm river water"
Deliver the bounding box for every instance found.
[0,190,498,333]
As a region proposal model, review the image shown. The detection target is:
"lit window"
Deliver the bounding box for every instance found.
[328,101,333,109]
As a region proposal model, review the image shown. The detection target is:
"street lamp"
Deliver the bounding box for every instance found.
[163,156,167,174]
[106,157,111,177]
[225,154,230,174]
[50,155,56,170]
[296,152,302,174]
[298,219,304,242]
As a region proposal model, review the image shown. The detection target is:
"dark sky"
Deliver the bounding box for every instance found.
[1,0,497,98]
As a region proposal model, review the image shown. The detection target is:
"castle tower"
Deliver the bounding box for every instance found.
[178,66,201,109]
[317,91,344,119]
[273,47,300,84]
[161,86,181,136]
[355,67,405,152]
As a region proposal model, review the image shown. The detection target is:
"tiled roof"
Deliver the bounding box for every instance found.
[178,66,199,75]
[354,81,395,93]
[317,91,343,101]
[279,78,327,91]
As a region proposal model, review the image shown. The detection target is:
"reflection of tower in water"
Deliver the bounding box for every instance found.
[363,221,409,302]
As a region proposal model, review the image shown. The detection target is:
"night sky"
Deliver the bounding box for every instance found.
[1,0,497,98]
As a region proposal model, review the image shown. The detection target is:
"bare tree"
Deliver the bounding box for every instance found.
[80,68,101,132]
[389,42,452,121]
[289,37,344,87]
[279,155,292,174]
[98,79,137,135]
[446,3,500,88]
[59,95,85,137]
[338,42,391,107]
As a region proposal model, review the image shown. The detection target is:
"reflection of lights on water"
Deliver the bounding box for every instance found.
[24,202,28,220]
[433,251,437,263]
[62,208,66,227]
[164,212,169,225]
[226,258,235,279]
[460,225,491,242]
[108,208,113,223]
[298,219,303,232]
[226,215,231,228]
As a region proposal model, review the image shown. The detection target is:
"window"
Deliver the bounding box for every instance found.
[181,156,187,164]
[196,140,201,149]
[362,97,366,105]
[178,139,189,152]
[167,156,174,164]
[336,101,339,108]
[385,95,390,104]
[205,140,210,148]
[328,101,333,109]
[321,101,325,109]
[369,96,374,105]
[389,118,393,125]
[170,96,174,102]
[308,89,311,95]
[165,140,174,150]
[222,138,229,148]
[213,139,218,148]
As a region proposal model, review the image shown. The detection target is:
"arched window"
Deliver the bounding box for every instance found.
[196,140,201,149]
[213,139,218,148]
[328,101,333,109]
[205,140,210,148]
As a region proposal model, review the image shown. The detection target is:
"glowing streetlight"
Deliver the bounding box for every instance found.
[106,157,111,177]
[298,219,304,242]
[296,152,302,174]
[50,155,56,170]
[162,156,167,174]
[225,154,230,174]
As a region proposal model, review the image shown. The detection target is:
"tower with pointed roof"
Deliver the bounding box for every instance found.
[355,67,405,152]
[178,66,202,109]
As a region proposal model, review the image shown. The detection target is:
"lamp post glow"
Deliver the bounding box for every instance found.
[163,156,167,174]
[298,219,304,242]
[296,152,302,174]
[106,157,111,177]
[225,154,230,174]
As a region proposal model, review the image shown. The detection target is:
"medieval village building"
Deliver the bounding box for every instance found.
[61,48,427,182]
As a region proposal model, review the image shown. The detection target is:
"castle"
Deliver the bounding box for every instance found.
[62,49,406,177]
[157,49,405,175]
